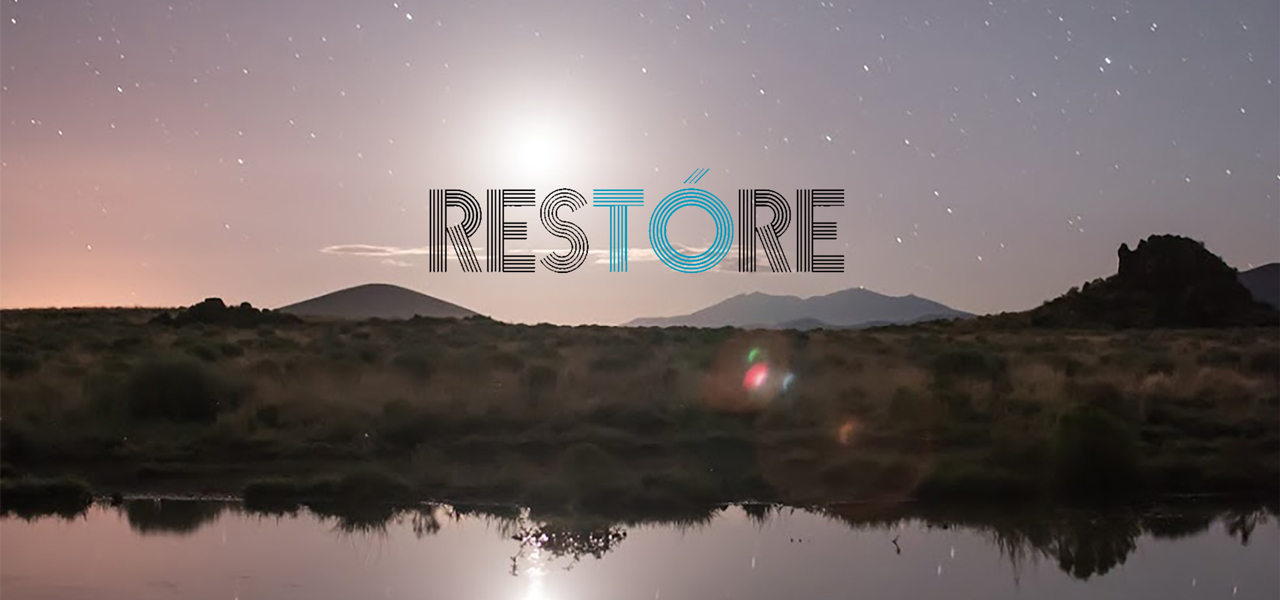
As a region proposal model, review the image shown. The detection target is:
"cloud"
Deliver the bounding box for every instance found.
[322,243,756,271]
[321,244,432,257]
[321,244,487,260]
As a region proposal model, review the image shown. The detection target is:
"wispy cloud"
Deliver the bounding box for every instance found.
[323,243,752,270]
[321,244,487,260]
[321,244,432,257]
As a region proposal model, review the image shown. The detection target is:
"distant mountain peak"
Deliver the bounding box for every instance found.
[625,286,969,329]
[278,283,478,320]
[1240,263,1280,310]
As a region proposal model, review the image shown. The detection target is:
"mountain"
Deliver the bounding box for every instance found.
[625,287,971,329]
[1239,263,1280,310]
[1013,235,1278,328]
[278,283,479,320]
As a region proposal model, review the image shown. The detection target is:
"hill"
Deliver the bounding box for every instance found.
[625,287,970,328]
[1003,235,1278,329]
[277,283,479,320]
[1239,263,1280,310]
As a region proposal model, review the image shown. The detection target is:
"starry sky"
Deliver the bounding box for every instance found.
[1,0,1277,324]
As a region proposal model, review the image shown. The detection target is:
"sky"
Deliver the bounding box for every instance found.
[1,0,1277,325]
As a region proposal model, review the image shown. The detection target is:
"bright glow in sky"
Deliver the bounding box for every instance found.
[1,0,1277,324]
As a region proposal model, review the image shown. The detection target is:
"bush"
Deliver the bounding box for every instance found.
[524,364,558,404]
[1052,405,1140,498]
[124,359,247,423]
[489,350,525,372]
[915,460,1038,502]
[243,467,413,509]
[1245,348,1279,376]
[391,352,436,381]
[559,442,622,491]
[0,336,39,377]
[931,350,1007,383]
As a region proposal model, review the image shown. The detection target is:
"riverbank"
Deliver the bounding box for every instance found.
[3,308,1277,509]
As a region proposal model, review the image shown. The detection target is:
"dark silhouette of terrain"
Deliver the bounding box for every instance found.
[151,298,301,327]
[626,287,970,328]
[1013,235,1278,328]
[278,283,479,320]
[1239,263,1280,310]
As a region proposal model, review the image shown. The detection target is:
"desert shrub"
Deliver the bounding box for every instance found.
[1052,405,1139,497]
[1070,381,1137,423]
[247,358,284,380]
[559,442,621,488]
[390,351,436,382]
[930,350,1007,383]
[588,345,649,373]
[183,341,219,362]
[1042,353,1085,377]
[110,335,146,351]
[1245,348,1279,376]
[1144,355,1176,375]
[218,341,244,358]
[124,359,247,423]
[252,404,282,428]
[1196,347,1242,368]
[0,335,39,377]
[524,364,558,403]
[915,460,1037,502]
[489,350,525,372]
[376,400,434,451]
[243,467,413,508]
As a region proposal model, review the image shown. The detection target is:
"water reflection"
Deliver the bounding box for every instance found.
[2,499,1277,599]
[123,499,225,536]
[7,497,1273,583]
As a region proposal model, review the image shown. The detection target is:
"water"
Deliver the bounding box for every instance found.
[2,500,1276,600]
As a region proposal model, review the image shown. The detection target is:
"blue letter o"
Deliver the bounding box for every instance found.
[649,188,734,273]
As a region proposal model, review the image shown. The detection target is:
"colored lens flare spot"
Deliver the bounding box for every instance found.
[744,363,769,390]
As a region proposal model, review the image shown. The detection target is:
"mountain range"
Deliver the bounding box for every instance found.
[1239,263,1279,310]
[625,287,971,329]
[270,250,1276,328]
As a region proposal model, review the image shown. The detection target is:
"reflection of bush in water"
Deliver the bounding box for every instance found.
[123,499,228,536]
[819,503,1273,582]
[309,502,414,535]
[740,502,782,526]
[0,477,93,521]
[511,520,628,574]
[1043,512,1141,579]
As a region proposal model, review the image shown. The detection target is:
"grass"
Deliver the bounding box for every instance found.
[1,308,1277,508]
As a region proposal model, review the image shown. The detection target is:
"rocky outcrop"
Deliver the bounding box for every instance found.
[151,298,302,328]
[1027,235,1278,328]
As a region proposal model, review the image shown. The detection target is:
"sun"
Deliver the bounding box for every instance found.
[507,120,566,179]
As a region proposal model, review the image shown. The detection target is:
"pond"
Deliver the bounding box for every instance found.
[2,500,1276,599]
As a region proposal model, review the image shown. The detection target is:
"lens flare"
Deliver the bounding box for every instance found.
[781,372,795,392]
[743,363,769,390]
[837,418,861,445]
[746,347,762,363]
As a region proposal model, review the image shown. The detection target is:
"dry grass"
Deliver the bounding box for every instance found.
[1,308,1276,504]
